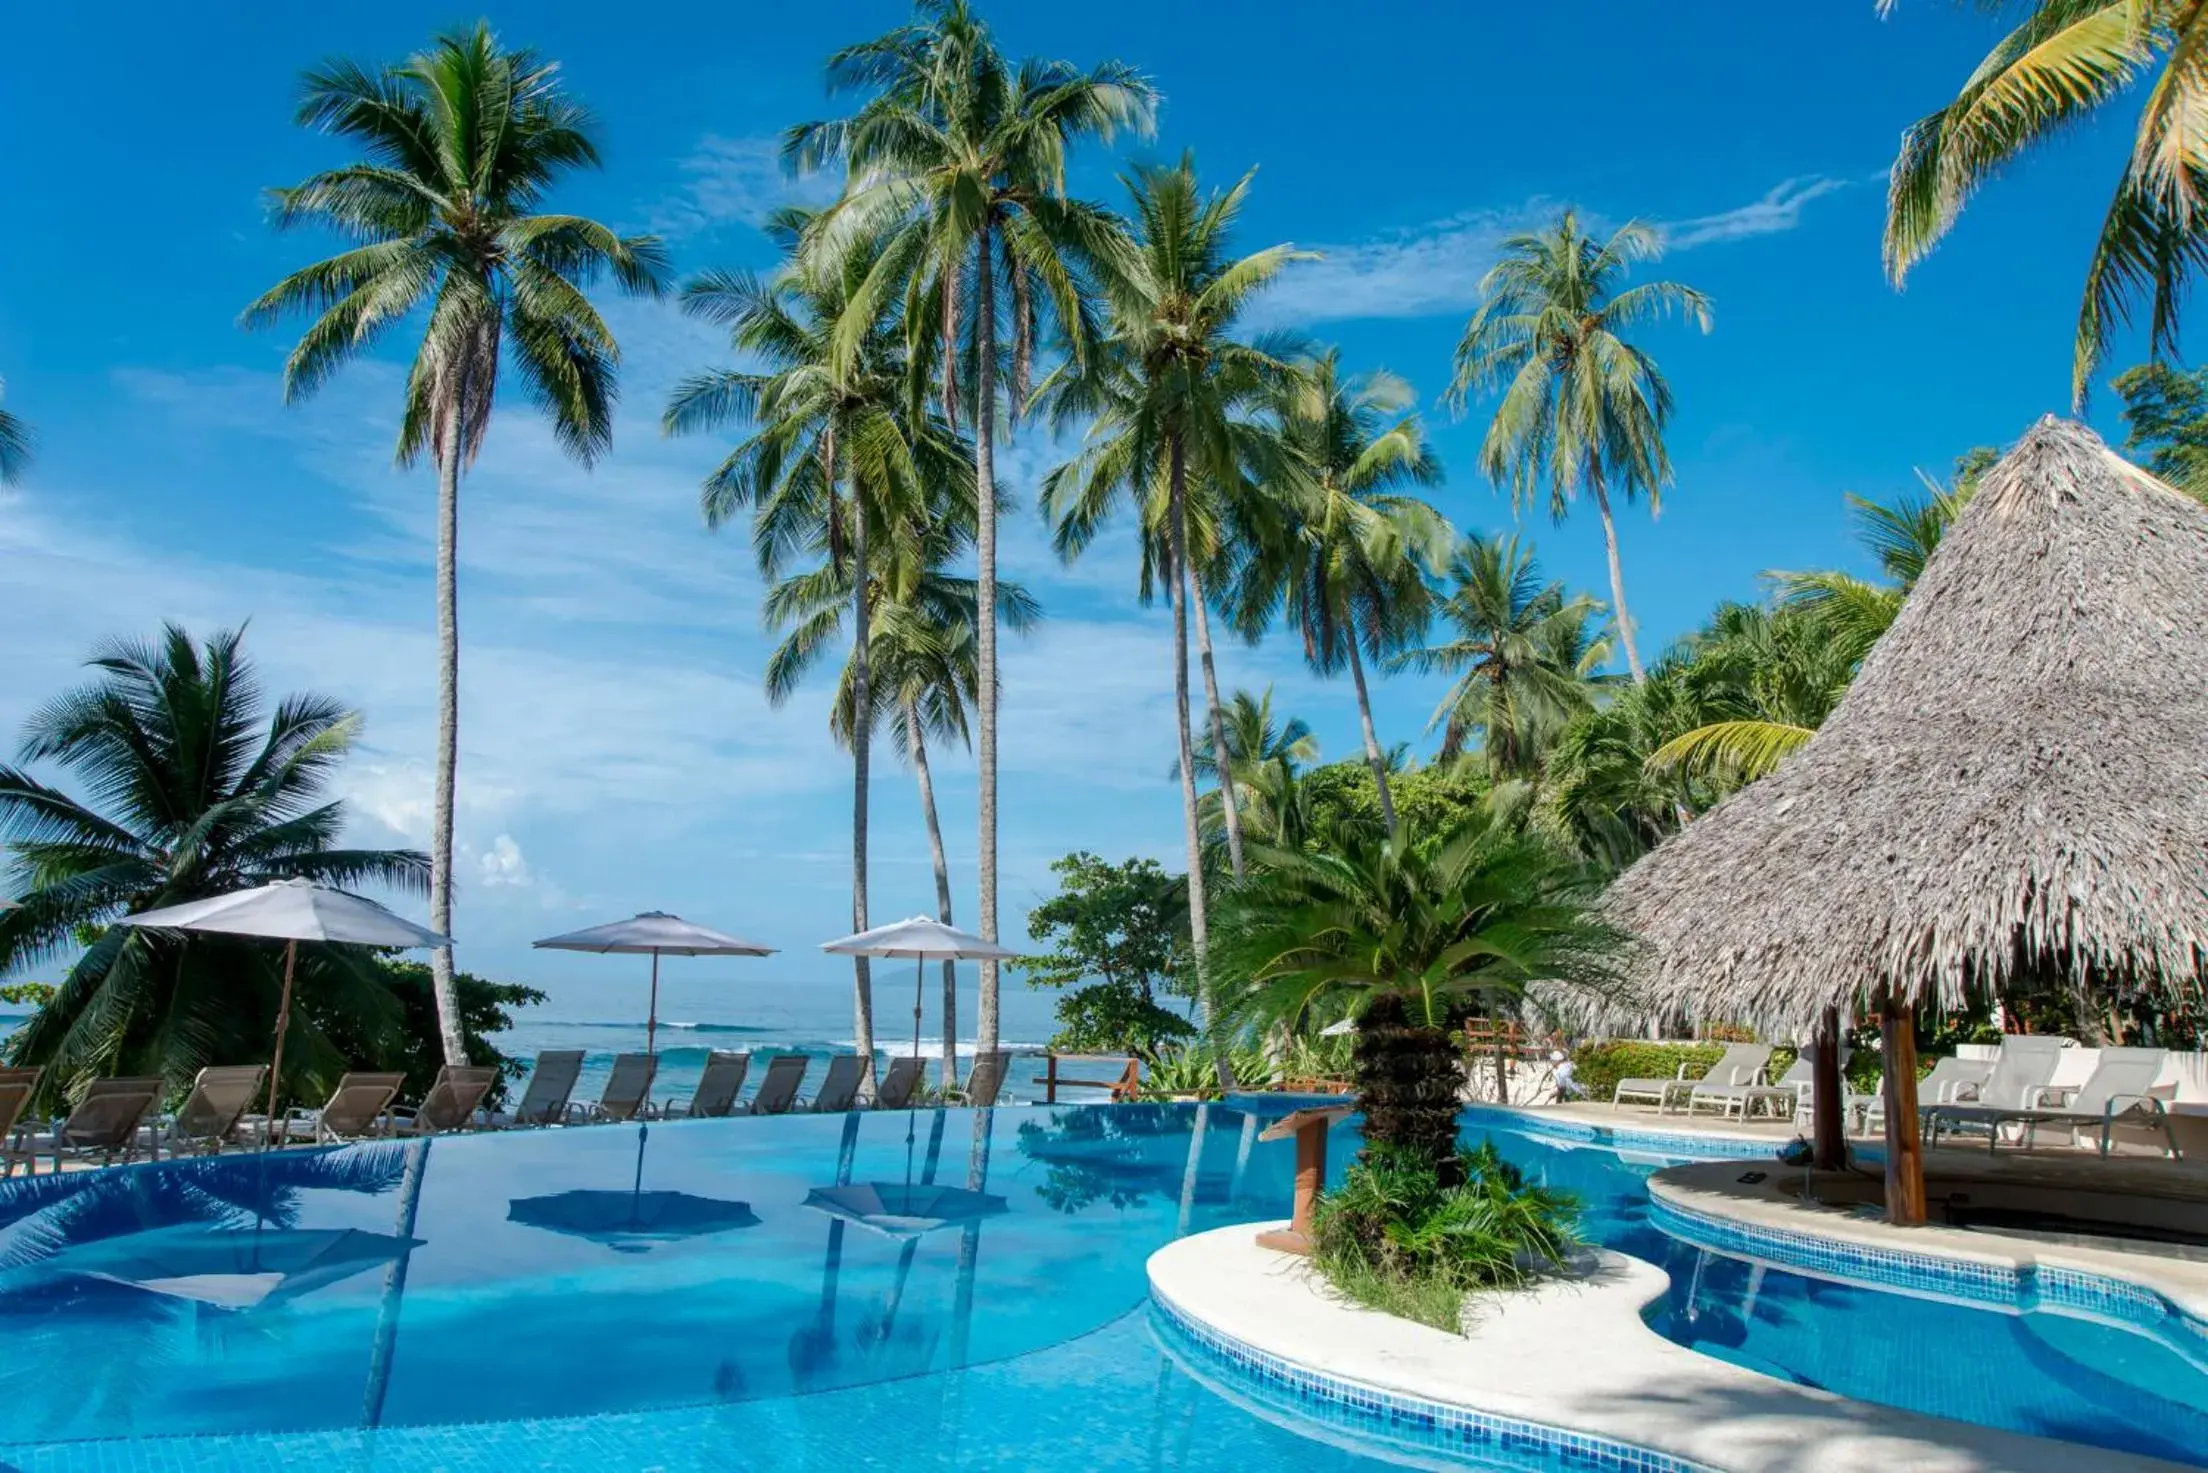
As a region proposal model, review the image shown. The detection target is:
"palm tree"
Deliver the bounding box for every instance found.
[0,626,428,1103]
[1447,211,1710,685]
[762,514,1040,1089]
[1395,535,1613,780]
[665,215,952,1093]
[0,378,31,484]
[244,24,668,1065]
[1213,810,1619,1182]
[1882,2,2208,404]
[787,0,1156,1065]
[1249,350,1449,833]
[1039,156,1306,1021]
[1189,687,1319,850]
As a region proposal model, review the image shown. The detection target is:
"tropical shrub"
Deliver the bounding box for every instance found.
[1018,853,1196,1054]
[1139,1038,1272,1100]
[323,959,545,1109]
[1311,1141,1581,1332]
[1566,1042,1725,1104]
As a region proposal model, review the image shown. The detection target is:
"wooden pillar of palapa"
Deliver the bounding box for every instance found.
[1879,994,1926,1226]
[1811,1004,1846,1171]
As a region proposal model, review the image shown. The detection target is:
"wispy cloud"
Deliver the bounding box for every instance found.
[647,133,841,238]
[1254,174,1855,328]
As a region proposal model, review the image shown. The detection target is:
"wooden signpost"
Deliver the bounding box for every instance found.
[1253,1105,1354,1256]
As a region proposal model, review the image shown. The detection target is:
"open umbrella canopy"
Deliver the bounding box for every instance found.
[802,1182,1007,1239]
[819,917,1020,961]
[506,1190,761,1252]
[38,1224,420,1311]
[534,912,776,957]
[113,879,448,949]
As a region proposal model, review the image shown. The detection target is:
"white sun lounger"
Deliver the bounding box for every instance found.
[660,1050,749,1119]
[1615,1043,1770,1114]
[579,1053,657,1123]
[1692,1053,1811,1120]
[1927,1046,2176,1156]
[805,1055,866,1114]
[872,1055,924,1111]
[492,1050,587,1128]
[1916,1035,2065,1145]
[740,1055,810,1116]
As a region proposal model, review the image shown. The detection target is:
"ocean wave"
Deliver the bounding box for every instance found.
[522,1019,771,1035]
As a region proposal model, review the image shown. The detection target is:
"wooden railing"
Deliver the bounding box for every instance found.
[1034,1053,1142,1103]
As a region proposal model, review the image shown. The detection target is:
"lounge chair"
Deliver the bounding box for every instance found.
[1916,1035,2065,1146]
[1614,1043,1771,1114]
[740,1055,809,1116]
[161,1064,268,1156]
[279,1072,406,1145]
[1927,1046,2176,1156]
[1693,1054,1811,1120]
[392,1065,499,1136]
[659,1051,749,1119]
[0,1068,44,1176]
[578,1052,657,1123]
[8,1077,162,1175]
[491,1050,587,1128]
[946,1050,1012,1108]
[873,1055,924,1111]
[805,1054,866,1114]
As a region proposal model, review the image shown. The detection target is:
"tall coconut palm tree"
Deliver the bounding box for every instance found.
[1447,211,1710,685]
[665,216,949,1094]
[0,626,428,1103]
[787,0,1156,1064]
[1395,534,1614,780]
[1188,686,1319,850]
[1882,1,2208,405]
[244,23,668,1065]
[763,515,1040,1088]
[1247,350,1448,833]
[0,379,31,484]
[1038,156,1306,1021]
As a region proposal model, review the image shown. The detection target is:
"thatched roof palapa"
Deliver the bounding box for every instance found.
[1607,417,2208,1039]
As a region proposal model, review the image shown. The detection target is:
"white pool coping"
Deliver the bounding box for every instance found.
[1146,1224,2191,1473]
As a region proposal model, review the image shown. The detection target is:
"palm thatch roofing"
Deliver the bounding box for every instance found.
[1605,416,2208,1039]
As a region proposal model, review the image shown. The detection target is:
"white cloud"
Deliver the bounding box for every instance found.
[477,834,532,887]
[648,134,842,237]
[1254,174,1854,328]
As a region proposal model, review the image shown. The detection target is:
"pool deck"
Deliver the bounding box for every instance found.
[1148,1225,2192,1473]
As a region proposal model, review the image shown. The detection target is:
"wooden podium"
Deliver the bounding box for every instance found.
[1253,1105,1354,1256]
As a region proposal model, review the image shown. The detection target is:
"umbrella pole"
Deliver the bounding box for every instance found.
[263,939,297,1153]
[646,951,660,1062]
[912,956,924,1063]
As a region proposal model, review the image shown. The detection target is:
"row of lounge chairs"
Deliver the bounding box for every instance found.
[1610,1036,2183,1158]
[0,1048,1017,1178]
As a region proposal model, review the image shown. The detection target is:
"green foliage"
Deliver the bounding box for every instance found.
[2115,362,2208,501]
[0,625,428,1108]
[1021,853,1195,1053]
[320,959,545,1109]
[0,378,30,486]
[1567,1041,1725,1103]
[1138,1037,1272,1099]
[1047,984,1195,1057]
[0,982,54,1009]
[1312,1142,1582,1332]
[1296,761,1491,848]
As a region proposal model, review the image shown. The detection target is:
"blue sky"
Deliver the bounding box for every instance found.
[0,1,2156,988]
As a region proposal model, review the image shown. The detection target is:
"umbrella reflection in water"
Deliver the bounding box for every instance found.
[36,1221,418,1311]
[506,1124,759,1253]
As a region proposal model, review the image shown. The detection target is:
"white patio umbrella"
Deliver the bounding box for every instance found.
[532,912,776,1060]
[114,879,450,1148]
[819,917,1021,1063]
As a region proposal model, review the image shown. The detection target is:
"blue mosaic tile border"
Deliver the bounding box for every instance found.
[1648,1189,2208,1370]
[1464,1105,1781,1162]
[1148,1282,1718,1473]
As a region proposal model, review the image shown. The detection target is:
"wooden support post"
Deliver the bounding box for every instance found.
[1880,996,1926,1226]
[1811,1005,1846,1172]
[1254,1106,1354,1256]
[1043,1054,1059,1105]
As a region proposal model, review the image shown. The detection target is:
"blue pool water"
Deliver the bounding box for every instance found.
[0,1104,2201,1470]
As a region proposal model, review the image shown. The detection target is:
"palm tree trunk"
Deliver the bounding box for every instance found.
[1591,474,1647,684]
[849,484,877,1097]
[1187,567,1246,879]
[973,216,1001,1065]
[1166,435,1211,1030]
[907,692,960,1090]
[427,386,468,1066]
[1344,634,1398,836]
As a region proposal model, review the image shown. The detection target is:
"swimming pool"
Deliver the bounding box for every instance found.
[0,1103,2199,1470]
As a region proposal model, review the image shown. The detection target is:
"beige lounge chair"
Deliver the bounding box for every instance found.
[946,1050,1011,1108]
[1692,1053,1810,1120]
[1927,1046,2176,1156]
[580,1053,657,1123]
[280,1072,405,1145]
[11,1076,162,1175]
[393,1065,499,1136]
[805,1054,866,1114]
[1614,1043,1770,1113]
[739,1055,809,1116]
[872,1055,924,1111]
[0,1067,44,1177]
[492,1050,587,1128]
[162,1064,268,1156]
[1917,1035,2066,1146]
[660,1051,749,1119]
